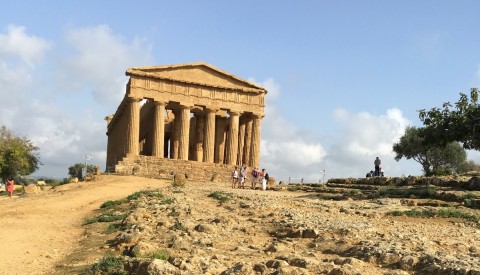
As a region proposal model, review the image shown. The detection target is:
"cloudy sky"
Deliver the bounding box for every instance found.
[1,1,480,181]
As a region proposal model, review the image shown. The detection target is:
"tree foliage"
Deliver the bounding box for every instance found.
[393,126,467,176]
[68,163,96,178]
[419,88,480,150]
[0,126,41,181]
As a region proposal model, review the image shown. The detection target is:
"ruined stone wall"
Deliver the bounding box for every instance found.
[114,155,238,182]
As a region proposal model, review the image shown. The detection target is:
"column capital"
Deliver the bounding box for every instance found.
[180,103,194,108]
[127,96,142,103]
[252,112,264,119]
[154,100,167,106]
[204,105,219,112]
[229,110,242,116]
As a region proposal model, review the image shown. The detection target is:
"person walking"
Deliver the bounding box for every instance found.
[251,167,259,189]
[374,157,381,177]
[6,177,15,198]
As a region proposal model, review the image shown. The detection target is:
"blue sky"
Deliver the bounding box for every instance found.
[1,1,479,181]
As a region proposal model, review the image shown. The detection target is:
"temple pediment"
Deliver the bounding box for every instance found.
[127,62,265,93]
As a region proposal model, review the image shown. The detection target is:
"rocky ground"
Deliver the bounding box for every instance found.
[55,175,480,275]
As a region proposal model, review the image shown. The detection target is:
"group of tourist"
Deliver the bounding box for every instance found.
[232,164,269,191]
[366,156,384,177]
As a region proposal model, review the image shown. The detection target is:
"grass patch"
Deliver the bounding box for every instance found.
[127,190,164,201]
[84,213,126,225]
[388,208,480,223]
[100,199,129,209]
[207,191,232,204]
[159,198,175,205]
[168,210,179,217]
[379,186,437,199]
[169,219,185,231]
[152,250,169,260]
[103,223,122,234]
[85,254,126,274]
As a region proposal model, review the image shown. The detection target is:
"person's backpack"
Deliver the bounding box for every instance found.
[265,173,269,180]
[252,170,258,177]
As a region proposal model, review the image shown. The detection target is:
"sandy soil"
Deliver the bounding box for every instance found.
[0,175,167,275]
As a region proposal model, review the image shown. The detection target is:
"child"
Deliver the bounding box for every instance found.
[7,177,15,198]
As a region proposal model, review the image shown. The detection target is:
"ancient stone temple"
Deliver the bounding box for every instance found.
[105,62,267,181]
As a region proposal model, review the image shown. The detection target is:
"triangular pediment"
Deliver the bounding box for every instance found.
[127,62,266,93]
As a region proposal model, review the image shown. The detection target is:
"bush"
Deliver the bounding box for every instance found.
[100,199,129,209]
[208,191,231,204]
[84,213,126,225]
[152,250,169,260]
[103,223,122,234]
[127,190,163,201]
[86,254,126,274]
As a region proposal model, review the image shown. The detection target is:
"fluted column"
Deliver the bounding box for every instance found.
[249,113,262,168]
[152,101,166,157]
[126,97,141,157]
[203,107,216,163]
[214,117,227,164]
[226,110,240,165]
[178,104,191,160]
[237,115,246,166]
[243,115,253,166]
[171,110,180,159]
[194,113,205,162]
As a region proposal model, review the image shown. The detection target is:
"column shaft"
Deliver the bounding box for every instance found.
[237,116,246,166]
[203,108,216,163]
[226,111,240,165]
[194,114,205,161]
[214,117,227,164]
[126,97,141,157]
[171,110,180,159]
[243,115,253,166]
[250,114,262,168]
[178,105,191,160]
[151,101,166,157]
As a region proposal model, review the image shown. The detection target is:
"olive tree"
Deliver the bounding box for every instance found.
[0,126,41,182]
[393,126,466,176]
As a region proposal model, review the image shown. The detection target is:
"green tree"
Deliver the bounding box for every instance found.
[0,126,41,182]
[393,126,467,176]
[457,160,480,174]
[68,163,95,178]
[419,88,480,150]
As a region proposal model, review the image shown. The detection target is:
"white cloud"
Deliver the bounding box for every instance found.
[0,25,51,66]
[58,25,154,106]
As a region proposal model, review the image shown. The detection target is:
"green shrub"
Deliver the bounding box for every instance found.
[207,191,231,204]
[86,254,126,274]
[103,223,122,234]
[170,219,185,231]
[84,213,126,225]
[100,199,129,209]
[127,190,164,201]
[159,198,175,205]
[168,211,179,217]
[152,250,169,260]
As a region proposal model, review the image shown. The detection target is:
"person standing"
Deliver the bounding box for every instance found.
[261,168,268,191]
[239,163,247,189]
[231,166,239,188]
[7,177,15,198]
[251,167,259,189]
[374,157,381,177]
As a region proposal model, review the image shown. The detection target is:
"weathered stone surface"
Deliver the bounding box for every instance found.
[23,184,41,195]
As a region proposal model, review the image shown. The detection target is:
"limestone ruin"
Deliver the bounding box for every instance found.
[105,62,267,180]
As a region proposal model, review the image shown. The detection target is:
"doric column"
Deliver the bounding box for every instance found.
[171,110,180,159]
[203,107,216,163]
[151,101,166,157]
[126,97,141,157]
[178,104,191,160]
[226,110,240,165]
[249,113,263,168]
[237,115,246,166]
[243,114,253,166]
[214,117,227,164]
[194,113,205,162]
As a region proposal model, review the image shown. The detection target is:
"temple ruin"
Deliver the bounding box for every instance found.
[105,62,267,181]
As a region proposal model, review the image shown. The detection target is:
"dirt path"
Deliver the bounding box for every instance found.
[0,175,167,275]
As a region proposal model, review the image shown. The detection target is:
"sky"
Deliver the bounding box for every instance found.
[1,1,480,181]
